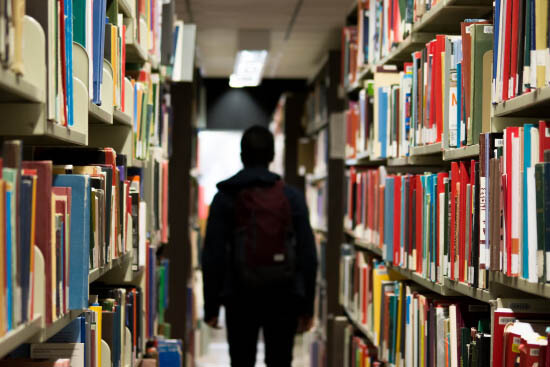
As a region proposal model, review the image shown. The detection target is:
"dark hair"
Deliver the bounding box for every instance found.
[240,125,275,167]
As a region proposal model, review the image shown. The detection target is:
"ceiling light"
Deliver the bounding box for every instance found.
[229,50,268,88]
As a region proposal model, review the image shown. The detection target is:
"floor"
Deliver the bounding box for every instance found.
[195,313,310,367]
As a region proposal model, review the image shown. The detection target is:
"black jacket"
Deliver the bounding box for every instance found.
[202,167,318,321]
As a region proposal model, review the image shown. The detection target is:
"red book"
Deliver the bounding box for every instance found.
[509,0,520,98]
[408,176,416,269]
[393,175,401,266]
[355,171,362,229]
[501,0,513,100]
[21,161,53,324]
[379,185,385,248]
[362,265,367,324]
[416,175,423,273]
[52,187,71,316]
[539,121,550,161]
[505,127,519,275]
[450,162,459,280]
[458,162,469,282]
[349,167,356,223]
[434,35,446,142]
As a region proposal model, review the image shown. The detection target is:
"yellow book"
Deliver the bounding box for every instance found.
[0,180,5,336]
[372,264,390,346]
[395,282,404,367]
[50,195,56,322]
[535,0,548,88]
[90,304,103,366]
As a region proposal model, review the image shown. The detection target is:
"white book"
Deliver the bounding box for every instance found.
[138,201,147,267]
[435,306,446,367]
[511,135,521,275]
[405,286,413,367]
[31,343,85,367]
[413,296,418,367]
[449,304,459,367]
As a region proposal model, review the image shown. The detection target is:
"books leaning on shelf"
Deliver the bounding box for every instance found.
[0,141,169,338]
[340,246,494,367]
[493,0,550,102]
[344,21,496,155]
[486,122,550,284]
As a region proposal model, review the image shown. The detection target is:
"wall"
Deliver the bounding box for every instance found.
[204,78,307,130]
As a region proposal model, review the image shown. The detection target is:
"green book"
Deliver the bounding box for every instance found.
[460,327,471,367]
[469,24,494,145]
[72,0,87,47]
[106,0,119,26]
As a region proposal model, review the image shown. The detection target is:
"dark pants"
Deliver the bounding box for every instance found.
[225,294,299,367]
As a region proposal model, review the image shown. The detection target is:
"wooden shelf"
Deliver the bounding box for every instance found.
[494,86,550,118]
[409,142,442,156]
[354,239,383,257]
[130,157,146,168]
[118,0,134,18]
[378,33,435,66]
[89,101,113,125]
[41,123,88,146]
[0,67,45,103]
[126,41,148,64]
[89,251,132,284]
[387,155,444,166]
[306,172,328,184]
[113,109,133,127]
[412,0,492,34]
[443,144,479,161]
[346,152,386,167]
[489,271,550,299]
[443,278,493,303]
[342,305,377,348]
[0,316,43,359]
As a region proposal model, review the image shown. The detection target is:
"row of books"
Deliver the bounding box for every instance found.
[345,21,495,159]
[346,122,550,287]
[0,141,169,338]
[493,0,550,102]
[1,281,172,367]
[17,1,178,154]
[341,247,550,367]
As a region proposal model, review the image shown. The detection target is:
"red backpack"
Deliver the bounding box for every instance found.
[232,180,296,289]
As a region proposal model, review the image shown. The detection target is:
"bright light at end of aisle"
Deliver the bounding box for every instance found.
[229,50,268,88]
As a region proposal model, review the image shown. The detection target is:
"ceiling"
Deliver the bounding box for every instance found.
[176,0,354,79]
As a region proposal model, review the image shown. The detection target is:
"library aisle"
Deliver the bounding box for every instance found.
[3,0,550,367]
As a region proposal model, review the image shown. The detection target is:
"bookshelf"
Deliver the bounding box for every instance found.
[0,0,184,365]
[336,0,550,365]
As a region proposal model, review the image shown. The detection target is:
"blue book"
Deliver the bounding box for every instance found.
[92,0,107,104]
[5,189,13,331]
[65,0,74,126]
[4,168,17,330]
[19,176,33,323]
[523,124,535,279]
[157,339,183,367]
[379,88,389,158]
[53,175,91,310]
[493,0,501,95]
[48,316,85,342]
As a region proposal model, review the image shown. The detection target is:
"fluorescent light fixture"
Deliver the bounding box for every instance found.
[229,50,268,88]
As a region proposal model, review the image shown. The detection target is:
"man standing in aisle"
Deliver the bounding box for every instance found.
[202,125,318,367]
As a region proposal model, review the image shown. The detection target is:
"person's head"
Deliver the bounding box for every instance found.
[240,125,275,168]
